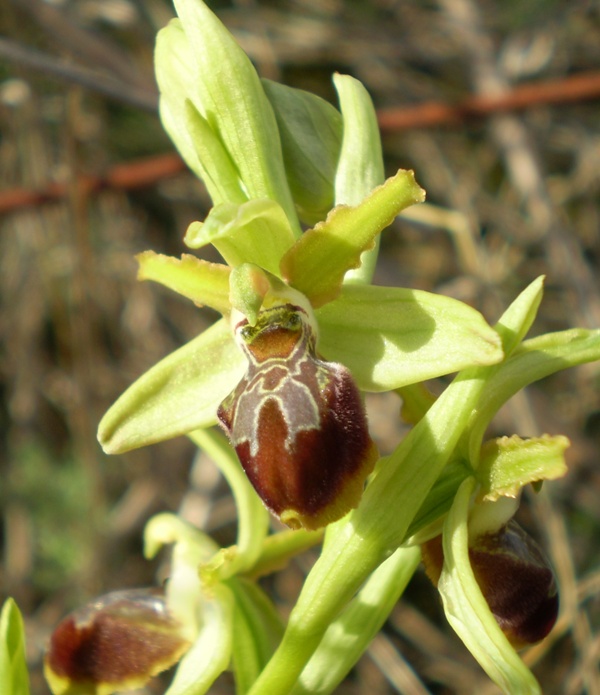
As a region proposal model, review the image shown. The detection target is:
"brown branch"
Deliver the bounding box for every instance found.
[1,71,599,215]
[0,154,186,214]
[377,70,600,132]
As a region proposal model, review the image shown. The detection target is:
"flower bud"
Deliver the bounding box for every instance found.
[422,520,558,648]
[218,302,378,530]
[44,588,191,695]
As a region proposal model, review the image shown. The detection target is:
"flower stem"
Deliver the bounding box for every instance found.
[248,368,487,693]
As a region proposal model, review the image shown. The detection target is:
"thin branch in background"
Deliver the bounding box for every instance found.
[437,0,600,329]
[0,37,158,112]
[0,153,185,214]
[377,70,600,132]
[0,67,598,216]
[8,0,154,91]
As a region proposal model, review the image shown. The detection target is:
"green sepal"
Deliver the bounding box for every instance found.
[316,283,503,391]
[228,578,284,695]
[0,599,30,695]
[137,251,231,315]
[262,79,342,226]
[170,0,300,234]
[477,434,569,501]
[333,74,385,284]
[292,546,420,695]
[185,200,296,277]
[144,513,219,564]
[465,276,561,465]
[144,513,219,640]
[437,478,541,694]
[98,319,245,454]
[164,583,234,695]
[280,170,425,307]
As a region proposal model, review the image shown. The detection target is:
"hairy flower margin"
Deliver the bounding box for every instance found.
[1,1,592,694]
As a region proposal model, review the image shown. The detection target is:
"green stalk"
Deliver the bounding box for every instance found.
[247,368,487,694]
[292,545,421,694]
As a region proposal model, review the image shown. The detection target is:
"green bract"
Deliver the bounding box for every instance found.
[84,1,600,694]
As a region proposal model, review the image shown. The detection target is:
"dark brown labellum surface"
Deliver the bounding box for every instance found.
[423,520,559,648]
[44,588,190,695]
[218,303,378,530]
[469,520,559,648]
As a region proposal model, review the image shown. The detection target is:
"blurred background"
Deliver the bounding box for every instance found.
[1,0,599,693]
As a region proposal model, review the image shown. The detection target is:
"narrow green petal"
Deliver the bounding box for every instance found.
[1,599,30,695]
[98,319,245,454]
[333,74,385,284]
[316,284,503,391]
[185,199,296,277]
[172,0,300,234]
[165,584,234,695]
[281,170,425,307]
[137,251,231,314]
[293,546,420,695]
[262,79,342,226]
[478,435,569,501]
[438,478,541,694]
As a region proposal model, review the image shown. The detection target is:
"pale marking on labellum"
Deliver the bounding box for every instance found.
[231,308,333,459]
